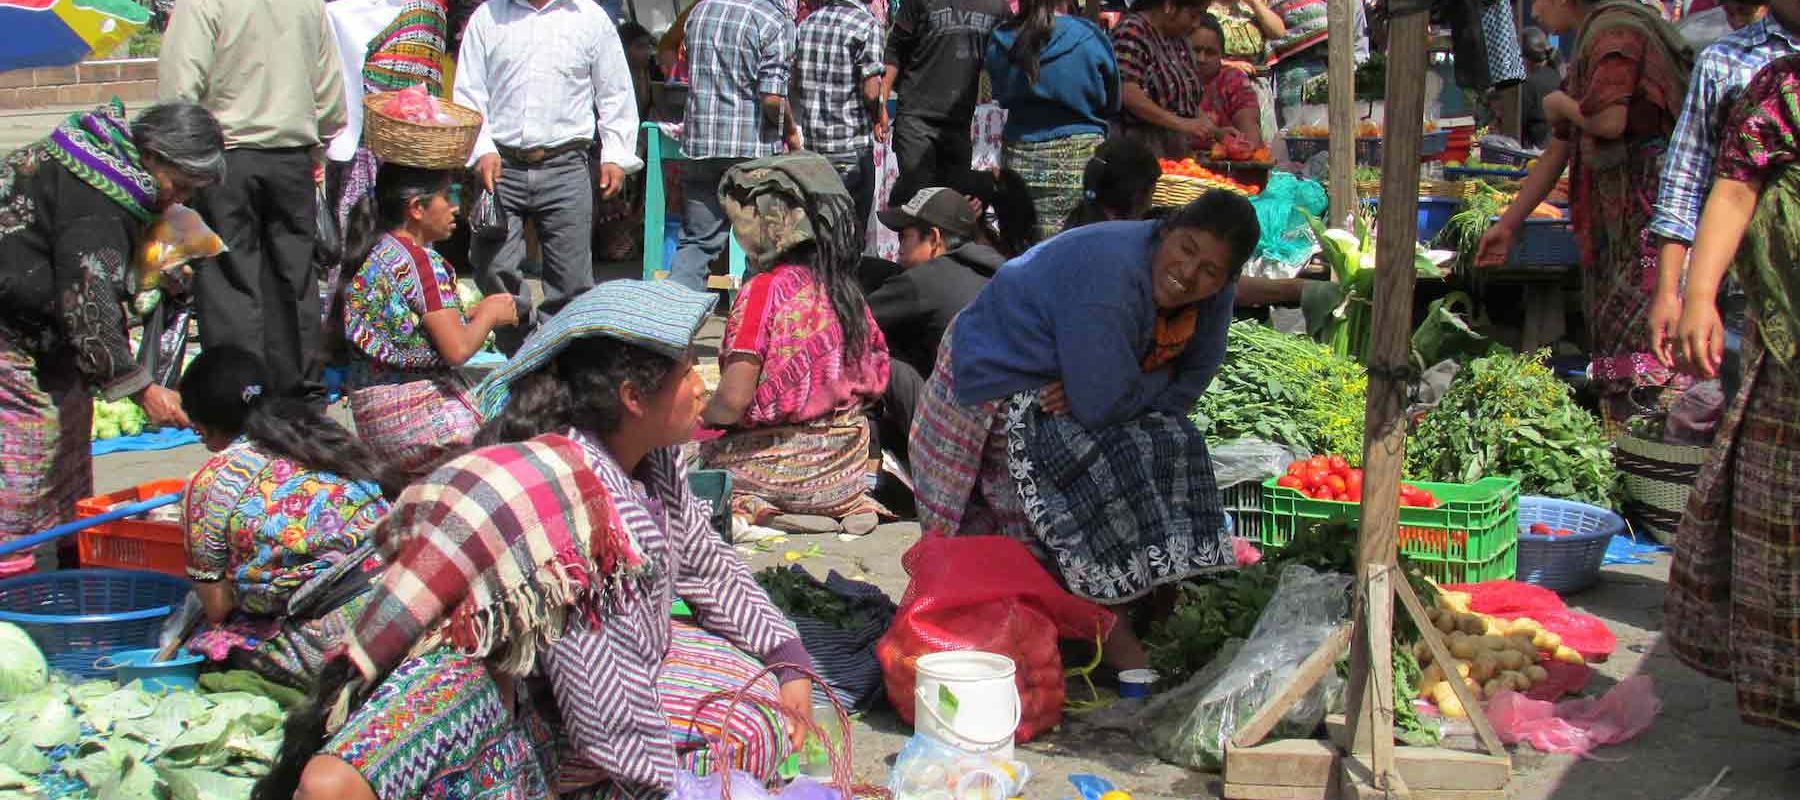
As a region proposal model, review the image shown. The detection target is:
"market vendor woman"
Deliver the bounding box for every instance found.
[909,190,1256,670]
[0,100,223,565]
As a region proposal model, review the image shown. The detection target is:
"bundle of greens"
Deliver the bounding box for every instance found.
[1407,350,1618,506]
[0,667,296,800]
[1434,180,1509,271]
[1191,321,1368,463]
[754,567,868,631]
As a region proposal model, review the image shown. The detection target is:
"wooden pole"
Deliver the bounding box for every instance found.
[1326,0,1357,223]
[1343,4,1431,783]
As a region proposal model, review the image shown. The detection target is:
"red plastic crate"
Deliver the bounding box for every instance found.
[74,479,188,577]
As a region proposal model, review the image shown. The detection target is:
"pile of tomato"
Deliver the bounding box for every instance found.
[1156,159,1262,196]
[1527,522,1578,537]
[1275,455,1442,508]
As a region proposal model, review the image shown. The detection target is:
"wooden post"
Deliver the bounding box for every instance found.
[1344,2,1431,779]
[1326,0,1357,223]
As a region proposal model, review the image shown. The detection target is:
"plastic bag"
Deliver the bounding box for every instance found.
[1210,438,1301,492]
[1486,675,1660,755]
[1443,580,1617,659]
[382,83,452,124]
[1664,380,1724,445]
[469,189,509,240]
[1246,172,1329,276]
[1137,565,1352,771]
[887,733,1032,800]
[313,180,341,270]
[136,203,227,281]
[876,535,1116,744]
[670,772,842,800]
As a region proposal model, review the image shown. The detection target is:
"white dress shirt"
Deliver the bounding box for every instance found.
[325,0,413,163]
[453,0,642,172]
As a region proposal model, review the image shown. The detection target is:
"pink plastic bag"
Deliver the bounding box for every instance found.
[1486,675,1660,755]
[1233,536,1263,567]
[383,84,449,124]
[1443,580,1617,659]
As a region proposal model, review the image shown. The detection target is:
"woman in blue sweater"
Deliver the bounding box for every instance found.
[909,191,1258,670]
[986,0,1120,243]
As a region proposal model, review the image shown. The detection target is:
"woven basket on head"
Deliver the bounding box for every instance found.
[363,94,483,170]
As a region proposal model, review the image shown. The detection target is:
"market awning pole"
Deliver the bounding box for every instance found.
[1326,0,1357,223]
[1342,4,1432,792]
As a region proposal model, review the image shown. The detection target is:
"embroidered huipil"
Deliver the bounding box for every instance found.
[342,232,463,377]
[543,436,809,795]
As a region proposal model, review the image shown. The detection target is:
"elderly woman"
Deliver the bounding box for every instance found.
[258,281,814,800]
[699,153,892,536]
[179,347,390,688]
[909,190,1259,670]
[1663,54,1800,735]
[0,100,223,567]
[1477,0,1694,434]
[1113,0,1222,158]
[337,163,518,482]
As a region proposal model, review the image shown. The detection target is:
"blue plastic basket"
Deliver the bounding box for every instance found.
[0,569,191,678]
[1514,497,1625,593]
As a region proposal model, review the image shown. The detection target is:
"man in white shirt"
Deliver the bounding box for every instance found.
[455,0,641,351]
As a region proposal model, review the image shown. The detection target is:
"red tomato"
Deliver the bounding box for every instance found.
[1307,456,1330,472]
[1286,461,1308,477]
[1324,475,1348,495]
[1345,472,1364,497]
[1309,488,1334,500]
[1276,475,1304,491]
[1529,522,1553,535]
[1554,528,1574,537]
[1327,455,1349,473]
[1306,470,1332,491]
[1424,496,1441,509]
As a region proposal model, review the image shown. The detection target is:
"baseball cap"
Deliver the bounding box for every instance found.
[878,187,980,240]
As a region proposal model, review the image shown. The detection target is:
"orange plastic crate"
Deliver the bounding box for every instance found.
[74,479,187,577]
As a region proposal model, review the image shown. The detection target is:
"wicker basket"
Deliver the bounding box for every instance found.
[1615,432,1708,546]
[1151,174,1249,207]
[363,94,484,169]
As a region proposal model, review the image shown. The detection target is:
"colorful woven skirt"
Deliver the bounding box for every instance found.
[323,648,556,800]
[0,337,91,552]
[348,376,481,482]
[698,409,888,524]
[562,621,791,800]
[1003,134,1103,243]
[1665,321,1800,732]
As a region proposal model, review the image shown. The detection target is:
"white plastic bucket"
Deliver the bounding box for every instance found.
[913,651,1021,758]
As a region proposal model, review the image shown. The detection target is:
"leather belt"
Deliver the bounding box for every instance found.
[496,139,593,165]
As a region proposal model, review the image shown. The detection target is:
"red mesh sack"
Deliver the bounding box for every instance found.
[1444,581,1616,660]
[877,535,1116,743]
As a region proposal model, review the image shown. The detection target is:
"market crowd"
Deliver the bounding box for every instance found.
[0,0,1794,797]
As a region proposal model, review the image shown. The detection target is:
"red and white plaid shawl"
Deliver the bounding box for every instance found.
[343,433,646,684]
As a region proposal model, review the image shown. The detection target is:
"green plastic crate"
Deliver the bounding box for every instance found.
[1409,541,1517,584]
[1258,476,1521,570]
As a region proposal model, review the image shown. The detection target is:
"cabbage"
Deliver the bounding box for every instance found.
[0,623,47,699]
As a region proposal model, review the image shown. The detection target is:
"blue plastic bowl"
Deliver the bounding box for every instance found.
[0,569,191,678]
[1515,497,1625,593]
[100,648,205,693]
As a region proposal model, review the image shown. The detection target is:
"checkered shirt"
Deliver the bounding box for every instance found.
[793,1,885,156]
[682,0,797,160]
[1649,16,1800,244]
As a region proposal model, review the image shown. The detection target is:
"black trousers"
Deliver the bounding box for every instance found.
[877,357,926,463]
[888,113,973,208]
[195,147,322,396]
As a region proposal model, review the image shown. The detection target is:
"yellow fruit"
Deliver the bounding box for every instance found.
[1553,645,1585,665]
[1100,792,1134,800]
[1533,629,1564,650]
[1431,680,1457,705]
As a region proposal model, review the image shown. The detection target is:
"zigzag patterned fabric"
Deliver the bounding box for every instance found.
[364,1,448,96]
[43,99,156,223]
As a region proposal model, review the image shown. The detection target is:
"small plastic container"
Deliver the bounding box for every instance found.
[1118,669,1158,699]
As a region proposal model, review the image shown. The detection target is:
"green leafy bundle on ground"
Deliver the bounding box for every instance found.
[1191,321,1368,463]
[1407,350,1618,505]
[754,567,868,631]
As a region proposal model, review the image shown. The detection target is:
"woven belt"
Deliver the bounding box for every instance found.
[497,139,592,165]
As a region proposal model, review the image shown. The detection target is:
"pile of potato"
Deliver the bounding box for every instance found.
[1411,598,1585,718]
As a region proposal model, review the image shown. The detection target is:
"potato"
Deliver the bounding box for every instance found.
[1533,629,1564,650]
[1422,663,1445,686]
[1483,617,1510,636]
[1525,665,1549,684]
[1417,674,1443,699]
[1508,617,1542,635]
[1435,612,1457,633]
[1449,637,1478,660]
[1553,645,1585,665]
[1483,678,1507,700]
[1458,615,1488,636]
[1425,606,1442,624]
[1431,680,1458,706]
[1451,660,1473,679]
[1507,634,1538,655]
[1500,670,1530,691]
[1439,693,1468,718]
[1496,649,1528,671]
[1472,652,1499,682]
[1414,640,1434,665]
[1478,634,1509,652]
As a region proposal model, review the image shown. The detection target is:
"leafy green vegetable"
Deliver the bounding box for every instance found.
[199,670,305,709]
[0,623,47,699]
[1190,321,1369,462]
[1434,180,1510,272]
[16,687,80,749]
[1408,350,1618,505]
[754,566,868,630]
